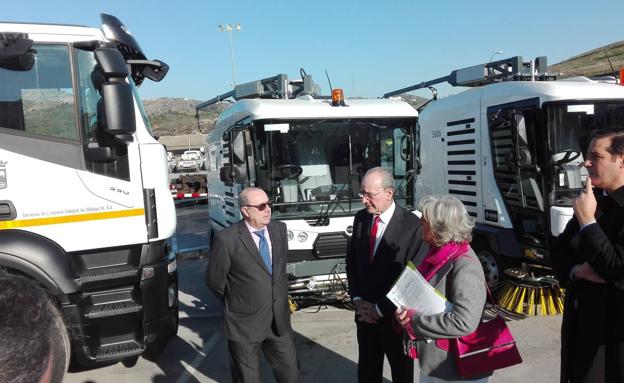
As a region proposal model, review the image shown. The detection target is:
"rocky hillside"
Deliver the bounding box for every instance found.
[143,98,226,137]
[549,40,624,78]
[144,40,624,137]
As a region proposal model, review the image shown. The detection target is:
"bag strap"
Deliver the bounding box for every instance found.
[439,259,497,353]
[424,246,470,282]
[484,282,496,305]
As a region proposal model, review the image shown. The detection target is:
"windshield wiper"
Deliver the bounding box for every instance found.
[313,183,348,226]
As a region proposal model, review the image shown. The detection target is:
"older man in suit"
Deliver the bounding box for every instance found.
[346,167,428,383]
[552,128,624,383]
[207,187,299,383]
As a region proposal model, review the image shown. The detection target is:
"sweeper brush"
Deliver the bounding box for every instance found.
[496,264,564,316]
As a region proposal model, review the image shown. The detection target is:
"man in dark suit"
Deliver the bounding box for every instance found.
[551,128,624,383]
[207,187,299,383]
[346,167,428,383]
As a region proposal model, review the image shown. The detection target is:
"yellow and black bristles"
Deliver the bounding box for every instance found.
[495,266,565,316]
[288,297,298,313]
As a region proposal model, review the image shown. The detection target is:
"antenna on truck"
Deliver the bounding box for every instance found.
[383,56,554,98]
[325,69,333,93]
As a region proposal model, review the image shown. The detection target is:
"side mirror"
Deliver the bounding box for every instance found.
[100,82,136,140]
[219,165,248,183]
[127,59,169,83]
[94,46,129,78]
[517,148,532,168]
[504,149,533,169]
[0,33,34,71]
[94,46,136,143]
[231,131,246,165]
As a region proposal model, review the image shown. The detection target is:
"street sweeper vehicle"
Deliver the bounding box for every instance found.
[196,73,419,306]
[384,55,624,315]
[0,14,178,368]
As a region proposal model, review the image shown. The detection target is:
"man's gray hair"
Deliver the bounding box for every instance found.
[238,187,264,207]
[363,167,395,190]
[419,195,474,246]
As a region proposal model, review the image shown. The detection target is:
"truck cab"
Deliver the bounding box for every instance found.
[386,56,624,287]
[0,14,178,368]
[197,74,418,303]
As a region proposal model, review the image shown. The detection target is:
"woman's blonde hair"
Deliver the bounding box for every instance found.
[419,195,474,247]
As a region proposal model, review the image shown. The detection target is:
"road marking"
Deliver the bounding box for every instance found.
[175,330,221,383]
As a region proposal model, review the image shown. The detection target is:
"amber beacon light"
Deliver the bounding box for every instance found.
[331,88,346,106]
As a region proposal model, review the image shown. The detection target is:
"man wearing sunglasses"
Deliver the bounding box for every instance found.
[347,167,428,383]
[207,187,299,383]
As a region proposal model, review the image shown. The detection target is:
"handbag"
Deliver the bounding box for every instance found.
[451,313,522,378]
[427,249,523,378]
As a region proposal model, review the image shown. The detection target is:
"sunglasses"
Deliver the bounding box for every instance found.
[244,202,272,211]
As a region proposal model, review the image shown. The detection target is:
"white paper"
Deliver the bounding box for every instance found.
[387,262,453,315]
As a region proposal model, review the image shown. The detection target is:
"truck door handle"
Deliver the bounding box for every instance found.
[0,201,16,221]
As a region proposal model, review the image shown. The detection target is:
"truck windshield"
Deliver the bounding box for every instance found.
[254,118,415,219]
[544,100,624,206]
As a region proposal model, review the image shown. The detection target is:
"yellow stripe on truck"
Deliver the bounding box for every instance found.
[0,208,145,230]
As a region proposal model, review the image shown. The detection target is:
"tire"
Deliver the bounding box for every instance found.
[122,356,139,368]
[475,249,505,289]
[48,297,70,378]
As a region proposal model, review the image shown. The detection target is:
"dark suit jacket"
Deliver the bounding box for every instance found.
[206,220,292,343]
[346,204,428,318]
[551,186,624,382]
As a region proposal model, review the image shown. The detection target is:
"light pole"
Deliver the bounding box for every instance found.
[489,50,503,62]
[218,24,241,87]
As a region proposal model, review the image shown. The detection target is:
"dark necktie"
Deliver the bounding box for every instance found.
[254,229,272,274]
[369,215,381,263]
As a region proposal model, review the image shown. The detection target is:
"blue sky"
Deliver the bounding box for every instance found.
[4,1,624,101]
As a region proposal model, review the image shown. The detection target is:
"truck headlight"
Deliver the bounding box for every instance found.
[141,267,154,280]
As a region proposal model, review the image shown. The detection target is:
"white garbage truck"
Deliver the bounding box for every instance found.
[196,73,419,304]
[384,56,624,287]
[0,14,178,368]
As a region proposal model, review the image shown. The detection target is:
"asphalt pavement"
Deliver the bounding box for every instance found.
[65,202,563,382]
[65,256,563,383]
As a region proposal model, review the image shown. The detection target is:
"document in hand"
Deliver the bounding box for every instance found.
[386,262,453,315]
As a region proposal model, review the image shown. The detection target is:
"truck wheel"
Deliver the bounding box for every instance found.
[48,297,71,375]
[122,356,139,368]
[476,249,504,289]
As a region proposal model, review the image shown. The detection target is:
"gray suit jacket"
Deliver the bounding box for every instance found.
[411,248,489,380]
[206,219,292,342]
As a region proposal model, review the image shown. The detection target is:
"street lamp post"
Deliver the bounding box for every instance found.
[489,50,503,63]
[218,24,241,87]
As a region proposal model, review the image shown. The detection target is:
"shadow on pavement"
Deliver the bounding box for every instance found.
[149,257,377,383]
